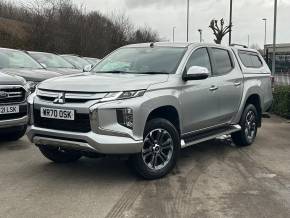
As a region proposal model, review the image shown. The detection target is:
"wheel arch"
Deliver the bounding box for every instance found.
[233,82,264,126]
[146,105,181,135]
[244,94,262,127]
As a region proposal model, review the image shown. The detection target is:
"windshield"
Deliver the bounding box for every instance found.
[30,52,75,69]
[61,55,91,69]
[0,49,44,69]
[91,47,187,74]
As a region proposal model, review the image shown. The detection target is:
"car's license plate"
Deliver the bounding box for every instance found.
[40,107,75,120]
[0,105,19,114]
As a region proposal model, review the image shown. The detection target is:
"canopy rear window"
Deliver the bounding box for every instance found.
[238,51,263,68]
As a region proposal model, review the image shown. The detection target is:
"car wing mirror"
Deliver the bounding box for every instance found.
[183,66,210,81]
[40,63,47,69]
[83,64,93,72]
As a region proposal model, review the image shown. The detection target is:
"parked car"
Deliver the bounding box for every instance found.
[0,72,28,141]
[28,51,82,75]
[0,48,62,91]
[60,54,92,70]
[84,57,101,65]
[27,43,273,179]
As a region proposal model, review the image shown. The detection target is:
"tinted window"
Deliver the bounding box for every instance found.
[186,48,211,73]
[30,52,75,69]
[61,55,91,69]
[251,54,263,68]
[212,48,233,75]
[239,52,252,67]
[239,51,263,68]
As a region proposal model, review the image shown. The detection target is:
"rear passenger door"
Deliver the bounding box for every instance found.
[209,47,243,124]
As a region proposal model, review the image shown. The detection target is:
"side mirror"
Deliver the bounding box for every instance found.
[83,64,93,72]
[40,63,47,69]
[183,66,210,81]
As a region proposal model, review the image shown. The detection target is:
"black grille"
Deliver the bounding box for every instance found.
[0,87,26,104]
[38,95,89,103]
[33,109,91,133]
[0,105,27,121]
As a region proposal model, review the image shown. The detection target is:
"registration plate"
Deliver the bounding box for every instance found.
[40,107,75,120]
[0,105,19,114]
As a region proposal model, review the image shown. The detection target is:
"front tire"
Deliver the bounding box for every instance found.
[232,104,258,147]
[38,145,82,163]
[130,118,180,180]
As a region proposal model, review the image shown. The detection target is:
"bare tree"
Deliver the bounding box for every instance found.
[209,18,232,44]
[0,0,159,57]
[131,25,159,43]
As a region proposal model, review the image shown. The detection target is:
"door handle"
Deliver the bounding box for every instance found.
[234,81,241,86]
[209,85,218,91]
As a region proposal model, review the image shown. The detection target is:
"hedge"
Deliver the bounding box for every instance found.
[272,86,290,119]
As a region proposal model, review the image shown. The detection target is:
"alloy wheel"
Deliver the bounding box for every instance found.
[142,128,174,170]
[245,110,257,142]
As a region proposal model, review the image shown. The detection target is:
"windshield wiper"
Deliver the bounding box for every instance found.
[139,71,169,75]
[95,71,169,75]
[16,67,43,69]
[98,70,128,74]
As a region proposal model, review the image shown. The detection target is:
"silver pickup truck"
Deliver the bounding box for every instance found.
[27,43,273,179]
[0,72,28,141]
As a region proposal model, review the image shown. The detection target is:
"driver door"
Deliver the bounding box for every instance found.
[181,47,221,133]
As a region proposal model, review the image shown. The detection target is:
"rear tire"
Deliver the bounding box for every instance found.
[0,125,27,141]
[38,145,82,163]
[130,118,180,180]
[231,104,258,147]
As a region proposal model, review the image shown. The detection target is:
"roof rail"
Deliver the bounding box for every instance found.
[230,44,248,48]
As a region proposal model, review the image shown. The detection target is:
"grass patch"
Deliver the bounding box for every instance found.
[272,86,290,119]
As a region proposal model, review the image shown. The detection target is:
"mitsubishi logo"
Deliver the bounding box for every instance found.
[0,91,8,99]
[53,92,65,104]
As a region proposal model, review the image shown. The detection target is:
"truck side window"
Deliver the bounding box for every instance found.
[251,55,263,68]
[239,51,263,68]
[211,48,233,76]
[186,48,211,73]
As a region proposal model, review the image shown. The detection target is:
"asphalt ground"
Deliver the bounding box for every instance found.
[0,115,289,218]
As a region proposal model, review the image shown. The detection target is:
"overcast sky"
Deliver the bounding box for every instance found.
[8,0,290,48]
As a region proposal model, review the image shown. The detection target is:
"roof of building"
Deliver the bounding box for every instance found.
[264,43,290,53]
[265,43,290,48]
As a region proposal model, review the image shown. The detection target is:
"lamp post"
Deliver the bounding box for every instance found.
[198,29,203,42]
[186,0,189,42]
[272,0,277,76]
[262,18,267,45]
[262,18,267,57]
[173,26,176,42]
[229,0,233,45]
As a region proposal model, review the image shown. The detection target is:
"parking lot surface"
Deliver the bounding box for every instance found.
[0,116,290,218]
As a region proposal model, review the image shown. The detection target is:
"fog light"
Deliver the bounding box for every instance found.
[116,108,133,129]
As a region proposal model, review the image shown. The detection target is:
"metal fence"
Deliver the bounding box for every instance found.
[274,72,290,86]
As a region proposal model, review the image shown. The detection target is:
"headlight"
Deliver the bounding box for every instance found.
[116,108,133,129]
[101,90,146,102]
[27,91,36,104]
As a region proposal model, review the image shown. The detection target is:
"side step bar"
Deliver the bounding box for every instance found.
[181,125,241,149]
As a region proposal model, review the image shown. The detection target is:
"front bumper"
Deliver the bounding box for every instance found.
[27,125,143,154]
[27,91,152,154]
[0,116,28,129]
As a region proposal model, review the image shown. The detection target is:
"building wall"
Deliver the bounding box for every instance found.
[265,43,290,74]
